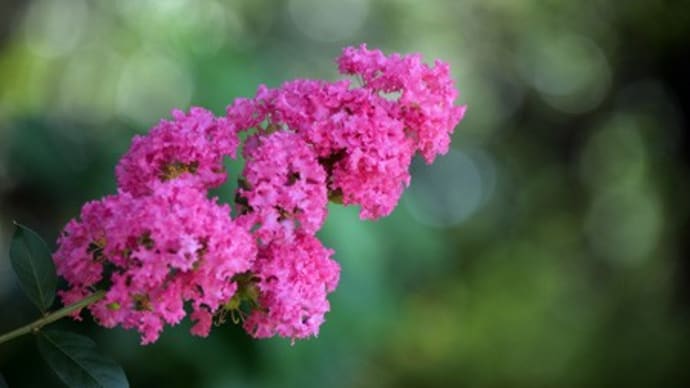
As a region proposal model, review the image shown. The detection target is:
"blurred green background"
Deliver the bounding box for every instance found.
[1,1,690,387]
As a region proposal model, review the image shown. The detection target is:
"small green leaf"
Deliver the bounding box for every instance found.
[37,330,129,388]
[9,222,57,312]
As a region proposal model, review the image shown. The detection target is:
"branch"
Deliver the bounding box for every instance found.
[0,290,105,345]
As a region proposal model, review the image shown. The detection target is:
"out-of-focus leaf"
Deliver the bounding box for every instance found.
[37,330,129,388]
[9,222,57,313]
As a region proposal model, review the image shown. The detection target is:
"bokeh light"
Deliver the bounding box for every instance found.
[116,51,194,126]
[23,0,88,58]
[405,149,496,228]
[518,32,611,113]
[288,0,369,42]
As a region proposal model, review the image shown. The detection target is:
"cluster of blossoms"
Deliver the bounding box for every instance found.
[53,44,465,344]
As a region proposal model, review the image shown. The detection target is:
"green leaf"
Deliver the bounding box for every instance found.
[37,330,129,388]
[9,222,57,312]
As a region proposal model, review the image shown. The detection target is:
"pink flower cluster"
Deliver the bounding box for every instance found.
[115,107,239,196]
[244,233,339,339]
[52,45,465,345]
[56,183,254,344]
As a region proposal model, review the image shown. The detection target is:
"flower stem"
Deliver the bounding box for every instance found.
[0,290,105,345]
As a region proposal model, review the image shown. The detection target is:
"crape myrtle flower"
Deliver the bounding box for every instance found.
[54,182,256,344]
[52,44,464,345]
[234,43,466,219]
[116,107,240,196]
[234,80,413,219]
[243,233,340,340]
[237,131,328,243]
[338,43,467,164]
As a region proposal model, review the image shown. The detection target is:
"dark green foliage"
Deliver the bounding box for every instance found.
[37,330,128,388]
[9,223,57,313]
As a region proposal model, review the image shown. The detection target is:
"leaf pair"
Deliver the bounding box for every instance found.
[8,223,128,388]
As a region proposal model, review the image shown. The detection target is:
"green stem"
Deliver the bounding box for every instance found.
[0,290,105,345]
